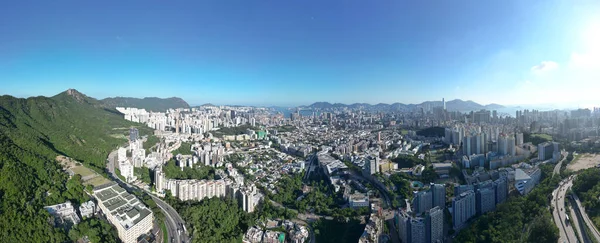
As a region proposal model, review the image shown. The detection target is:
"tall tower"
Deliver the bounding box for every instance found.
[443,98,446,110]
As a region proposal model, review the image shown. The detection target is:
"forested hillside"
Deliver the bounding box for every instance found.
[0,89,151,242]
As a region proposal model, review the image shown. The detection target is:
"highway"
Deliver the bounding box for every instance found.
[552,177,578,243]
[572,193,600,241]
[568,193,591,243]
[553,151,568,177]
[106,149,190,243]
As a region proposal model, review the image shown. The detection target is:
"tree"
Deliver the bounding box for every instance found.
[527,214,559,243]
[179,198,246,243]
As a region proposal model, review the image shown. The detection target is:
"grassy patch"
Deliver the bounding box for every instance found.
[172,142,194,156]
[115,168,126,181]
[83,176,111,187]
[161,221,169,243]
[71,166,96,177]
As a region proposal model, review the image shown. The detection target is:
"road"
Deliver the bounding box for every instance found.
[347,171,392,208]
[552,177,578,243]
[568,194,591,243]
[572,193,600,242]
[553,151,568,177]
[106,149,190,243]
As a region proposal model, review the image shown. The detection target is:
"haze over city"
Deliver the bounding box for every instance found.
[1,0,599,108]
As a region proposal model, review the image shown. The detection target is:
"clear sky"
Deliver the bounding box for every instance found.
[0,1,599,107]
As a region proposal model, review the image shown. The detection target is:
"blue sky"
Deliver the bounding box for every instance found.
[1,1,599,107]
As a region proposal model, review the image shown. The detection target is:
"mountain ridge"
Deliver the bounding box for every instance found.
[302,99,505,112]
[0,88,151,241]
[100,96,190,112]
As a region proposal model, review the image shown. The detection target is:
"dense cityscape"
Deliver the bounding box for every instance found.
[2,1,600,243]
[18,92,600,243]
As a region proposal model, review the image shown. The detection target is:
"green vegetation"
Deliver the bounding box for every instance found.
[144,135,160,153]
[572,167,600,229]
[268,174,366,218]
[416,126,445,137]
[163,159,215,180]
[62,174,89,205]
[523,132,552,145]
[134,167,152,184]
[388,174,413,199]
[101,96,189,112]
[176,197,249,243]
[257,200,299,220]
[173,142,194,155]
[269,174,304,207]
[0,90,142,242]
[212,124,257,137]
[312,219,365,243]
[455,164,560,243]
[161,222,168,243]
[115,168,126,181]
[392,155,426,168]
[68,218,119,243]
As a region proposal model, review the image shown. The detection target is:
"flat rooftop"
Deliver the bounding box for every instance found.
[94,183,152,230]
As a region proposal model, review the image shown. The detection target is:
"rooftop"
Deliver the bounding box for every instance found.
[94,183,152,230]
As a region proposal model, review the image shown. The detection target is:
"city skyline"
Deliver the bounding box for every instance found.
[1,1,599,107]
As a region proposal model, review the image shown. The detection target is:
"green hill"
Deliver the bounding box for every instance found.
[101,96,189,112]
[0,89,152,242]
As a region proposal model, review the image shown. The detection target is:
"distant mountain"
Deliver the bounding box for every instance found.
[303,99,504,112]
[101,96,189,112]
[0,89,150,241]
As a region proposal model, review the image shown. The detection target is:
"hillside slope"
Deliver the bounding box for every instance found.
[0,89,151,242]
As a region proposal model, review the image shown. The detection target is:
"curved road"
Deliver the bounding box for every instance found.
[572,188,600,242]
[107,149,190,243]
[553,177,579,243]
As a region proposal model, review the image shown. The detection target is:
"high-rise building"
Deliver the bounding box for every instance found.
[452,190,476,229]
[463,135,472,155]
[119,160,135,183]
[155,168,165,192]
[414,190,433,214]
[363,157,379,176]
[476,187,496,215]
[516,132,524,146]
[129,127,139,142]
[426,207,444,243]
[493,177,508,204]
[507,135,516,156]
[397,211,411,243]
[431,184,446,209]
[538,142,554,161]
[410,218,426,243]
[454,184,474,196]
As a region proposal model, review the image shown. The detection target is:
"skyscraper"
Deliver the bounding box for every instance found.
[442,98,446,110]
[426,207,444,243]
[397,211,411,243]
[414,190,433,214]
[493,177,508,204]
[452,190,476,229]
[476,187,496,215]
[410,218,426,243]
[516,132,524,146]
[431,184,446,209]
